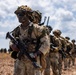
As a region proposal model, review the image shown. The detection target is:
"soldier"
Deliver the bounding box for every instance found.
[54,30,66,74]
[10,8,42,59]
[71,39,76,66]
[44,26,53,75]
[44,29,62,75]
[32,10,42,24]
[9,5,50,75]
[32,10,49,75]
[64,37,72,69]
[57,32,67,71]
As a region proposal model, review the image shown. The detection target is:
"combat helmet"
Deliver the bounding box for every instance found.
[32,10,42,23]
[46,26,53,34]
[14,5,33,21]
[53,29,62,36]
[71,39,75,43]
[65,36,70,40]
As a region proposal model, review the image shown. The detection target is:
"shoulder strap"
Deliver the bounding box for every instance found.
[28,23,34,38]
[12,25,21,38]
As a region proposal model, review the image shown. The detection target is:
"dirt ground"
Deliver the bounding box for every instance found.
[0,53,76,75]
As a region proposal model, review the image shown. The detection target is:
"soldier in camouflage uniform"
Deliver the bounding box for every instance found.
[9,5,50,75]
[32,10,42,24]
[44,26,53,75]
[64,37,72,70]
[71,39,76,66]
[58,34,67,71]
[32,10,52,75]
[44,29,62,75]
[54,30,67,74]
[32,10,49,75]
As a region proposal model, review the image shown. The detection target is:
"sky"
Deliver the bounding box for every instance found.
[0,0,76,49]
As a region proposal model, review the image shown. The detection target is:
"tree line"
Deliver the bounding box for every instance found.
[0,48,9,53]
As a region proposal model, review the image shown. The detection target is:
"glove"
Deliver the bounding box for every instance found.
[10,44,19,52]
[29,51,42,58]
[29,53,36,58]
[11,51,18,59]
[51,46,59,52]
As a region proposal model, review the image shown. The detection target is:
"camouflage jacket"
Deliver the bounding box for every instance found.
[11,22,50,55]
[59,36,67,51]
[50,35,62,52]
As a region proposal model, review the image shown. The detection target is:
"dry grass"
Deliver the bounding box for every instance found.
[0,53,76,75]
[0,53,10,59]
[0,53,14,75]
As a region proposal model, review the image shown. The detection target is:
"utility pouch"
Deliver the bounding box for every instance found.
[11,51,18,59]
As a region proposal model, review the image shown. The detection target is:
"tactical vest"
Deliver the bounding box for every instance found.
[66,41,72,52]
[12,23,48,53]
[59,36,67,51]
[19,23,42,53]
[50,35,62,52]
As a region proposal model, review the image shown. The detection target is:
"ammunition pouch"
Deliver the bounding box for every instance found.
[23,38,37,45]
[50,46,59,53]
[11,51,18,59]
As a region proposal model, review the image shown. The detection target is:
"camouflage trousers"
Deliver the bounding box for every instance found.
[58,54,62,75]
[72,57,75,66]
[63,57,71,70]
[68,57,75,67]
[44,52,60,75]
[44,53,51,75]
[71,54,75,66]
[13,56,42,75]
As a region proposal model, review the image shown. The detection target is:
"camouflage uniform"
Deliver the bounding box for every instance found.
[32,10,50,75]
[58,36,67,70]
[64,37,72,69]
[56,30,67,74]
[10,5,50,75]
[44,26,52,75]
[71,39,76,66]
[32,10,42,24]
[45,30,62,75]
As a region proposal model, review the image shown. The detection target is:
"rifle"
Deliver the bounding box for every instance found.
[6,32,42,68]
[39,16,47,25]
[46,16,50,26]
[58,49,66,58]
